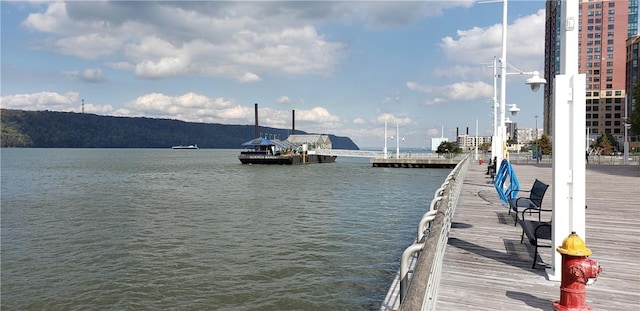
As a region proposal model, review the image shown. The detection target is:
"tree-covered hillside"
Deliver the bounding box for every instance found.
[0,109,359,150]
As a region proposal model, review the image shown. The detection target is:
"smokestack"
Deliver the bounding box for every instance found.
[292,110,295,135]
[466,127,469,135]
[254,103,259,138]
[456,127,459,137]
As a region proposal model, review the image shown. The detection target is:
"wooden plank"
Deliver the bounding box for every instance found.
[436,163,640,310]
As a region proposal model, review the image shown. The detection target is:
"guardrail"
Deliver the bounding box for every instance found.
[380,156,469,311]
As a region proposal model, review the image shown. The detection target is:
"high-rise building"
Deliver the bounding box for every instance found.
[544,0,638,148]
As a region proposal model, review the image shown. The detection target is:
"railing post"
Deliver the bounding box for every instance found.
[400,243,424,302]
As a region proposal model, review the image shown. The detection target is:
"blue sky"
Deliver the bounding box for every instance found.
[1,0,547,148]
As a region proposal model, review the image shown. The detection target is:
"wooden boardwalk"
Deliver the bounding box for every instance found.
[435,162,640,310]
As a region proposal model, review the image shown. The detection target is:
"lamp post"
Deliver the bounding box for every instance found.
[534,115,538,162]
[383,121,388,159]
[390,124,404,158]
[624,95,630,165]
[484,0,546,166]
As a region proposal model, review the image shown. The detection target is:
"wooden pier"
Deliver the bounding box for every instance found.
[371,158,459,168]
[433,163,640,310]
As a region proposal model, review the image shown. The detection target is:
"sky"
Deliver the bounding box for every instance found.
[1,0,548,149]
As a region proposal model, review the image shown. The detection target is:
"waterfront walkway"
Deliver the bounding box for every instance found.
[435,162,640,310]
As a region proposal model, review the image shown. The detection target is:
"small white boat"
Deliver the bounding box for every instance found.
[172,144,199,149]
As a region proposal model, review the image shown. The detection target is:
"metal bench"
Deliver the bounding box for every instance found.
[507,179,549,226]
[519,217,552,268]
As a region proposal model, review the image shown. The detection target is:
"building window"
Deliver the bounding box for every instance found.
[614,91,622,96]
[608,17,614,22]
[605,121,611,126]
[592,121,599,126]
[605,113,612,118]
[614,128,621,134]
[614,121,621,126]
[593,113,599,118]
[606,106,612,111]
[606,76,613,81]
[607,39,614,44]
[607,61,613,66]
[608,24,614,30]
[592,128,599,134]
[607,46,614,52]
[606,68,613,74]
[606,84,613,89]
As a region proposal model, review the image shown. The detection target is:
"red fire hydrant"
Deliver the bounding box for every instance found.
[553,232,602,311]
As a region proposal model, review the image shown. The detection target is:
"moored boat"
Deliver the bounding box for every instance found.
[172,144,199,149]
[238,104,337,165]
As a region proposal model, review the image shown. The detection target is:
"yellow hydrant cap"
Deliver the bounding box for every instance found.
[556,231,592,256]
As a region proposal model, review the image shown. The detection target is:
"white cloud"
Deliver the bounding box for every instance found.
[21,2,348,81]
[375,112,412,125]
[407,81,492,105]
[64,68,108,83]
[119,92,247,123]
[439,9,546,71]
[1,91,80,111]
[353,118,366,125]
[277,96,291,104]
[238,72,261,83]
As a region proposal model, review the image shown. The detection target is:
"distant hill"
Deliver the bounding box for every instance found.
[0,109,359,150]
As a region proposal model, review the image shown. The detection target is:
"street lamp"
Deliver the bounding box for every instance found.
[484,0,546,165]
[389,124,404,158]
[534,115,539,162]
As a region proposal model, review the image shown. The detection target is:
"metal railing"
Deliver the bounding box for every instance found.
[380,156,469,311]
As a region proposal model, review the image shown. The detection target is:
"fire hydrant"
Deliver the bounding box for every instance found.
[553,232,602,311]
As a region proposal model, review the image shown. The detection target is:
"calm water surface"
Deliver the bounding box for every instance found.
[1,149,448,310]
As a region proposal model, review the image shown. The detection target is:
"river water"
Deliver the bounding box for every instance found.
[1,148,448,310]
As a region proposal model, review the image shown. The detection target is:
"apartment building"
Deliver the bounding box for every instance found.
[544,0,638,148]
